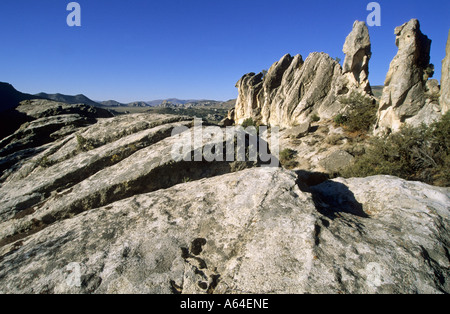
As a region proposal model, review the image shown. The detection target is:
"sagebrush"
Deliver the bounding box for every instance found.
[336,91,378,133]
[340,112,450,187]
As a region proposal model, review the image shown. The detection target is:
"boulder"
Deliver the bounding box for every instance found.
[286,122,311,139]
[319,150,355,173]
[218,117,234,127]
[0,168,449,294]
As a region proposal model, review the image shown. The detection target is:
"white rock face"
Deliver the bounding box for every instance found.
[233,52,343,128]
[0,98,449,294]
[340,20,372,94]
[440,30,450,115]
[233,21,374,128]
[0,168,448,294]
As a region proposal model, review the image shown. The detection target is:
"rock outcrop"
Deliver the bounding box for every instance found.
[441,30,450,114]
[0,167,449,294]
[0,102,271,247]
[1,21,450,295]
[375,19,440,133]
[233,21,373,128]
[0,100,114,175]
[338,21,372,95]
[233,52,343,127]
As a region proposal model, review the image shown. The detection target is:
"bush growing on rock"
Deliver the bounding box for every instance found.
[241,118,257,128]
[340,112,450,186]
[335,91,378,133]
[334,114,348,126]
[325,134,345,146]
[76,134,96,152]
[279,148,298,169]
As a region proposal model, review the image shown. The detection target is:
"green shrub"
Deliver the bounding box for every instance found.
[336,91,378,133]
[76,134,95,152]
[311,114,321,122]
[38,156,55,168]
[423,64,435,80]
[279,148,298,169]
[111,154,121,163]
[334,114,347,126]
[325,134,345,146]
[341,112,450,187]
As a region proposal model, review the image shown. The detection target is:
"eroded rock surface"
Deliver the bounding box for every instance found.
[375,19,440,133]
[0,168,448,294]
[232,21,373,128]
[441,30,450,114]
[339,20,372,95]
[233,52,342,128]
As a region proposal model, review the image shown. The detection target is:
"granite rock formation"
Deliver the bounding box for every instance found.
[375,19,440,133]
[0,167,448,294]
[440,30,450,115]
[233,21,373,128]
[338,20,372,95]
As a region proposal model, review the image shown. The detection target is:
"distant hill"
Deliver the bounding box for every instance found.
[0,82,41,112]
[99,100,126,107]
[371,85,384,99]
[127,101,151,107]
[35,92,103,107]
[145,99,200,107]
[222,99,236,109]
[98,98,236,108]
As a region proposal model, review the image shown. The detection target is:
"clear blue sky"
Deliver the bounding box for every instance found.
[1,0,449,103]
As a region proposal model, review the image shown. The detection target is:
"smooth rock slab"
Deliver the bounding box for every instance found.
[0,168,448,294]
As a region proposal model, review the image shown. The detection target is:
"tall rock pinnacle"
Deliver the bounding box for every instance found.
[440,30,450,115]
[339,21,372,95]
[232,21,373,127]
[375,19,436,133]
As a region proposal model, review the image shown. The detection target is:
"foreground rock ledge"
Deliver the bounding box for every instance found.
[0,167,448,294]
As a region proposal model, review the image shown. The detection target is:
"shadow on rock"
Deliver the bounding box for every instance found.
[295,170,368,220]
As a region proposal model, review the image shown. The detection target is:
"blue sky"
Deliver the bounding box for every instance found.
[0,0,449,102]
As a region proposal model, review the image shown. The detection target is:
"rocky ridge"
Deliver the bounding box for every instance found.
[440,30,450,115]
[0,97,449,294]
[232,21,374,128]
[232,19,449,134]
[376,19,441,134]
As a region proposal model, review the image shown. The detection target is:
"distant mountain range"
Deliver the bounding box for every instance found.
[0,82,43,112]
[33,92,232,108]
[35,92,102,108]
[1,82,384,114]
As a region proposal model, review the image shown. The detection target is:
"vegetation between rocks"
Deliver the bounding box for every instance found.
[241,118,257,128]
[340,112,450,187]
[76,134,96,152]
[335,91,378,133]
